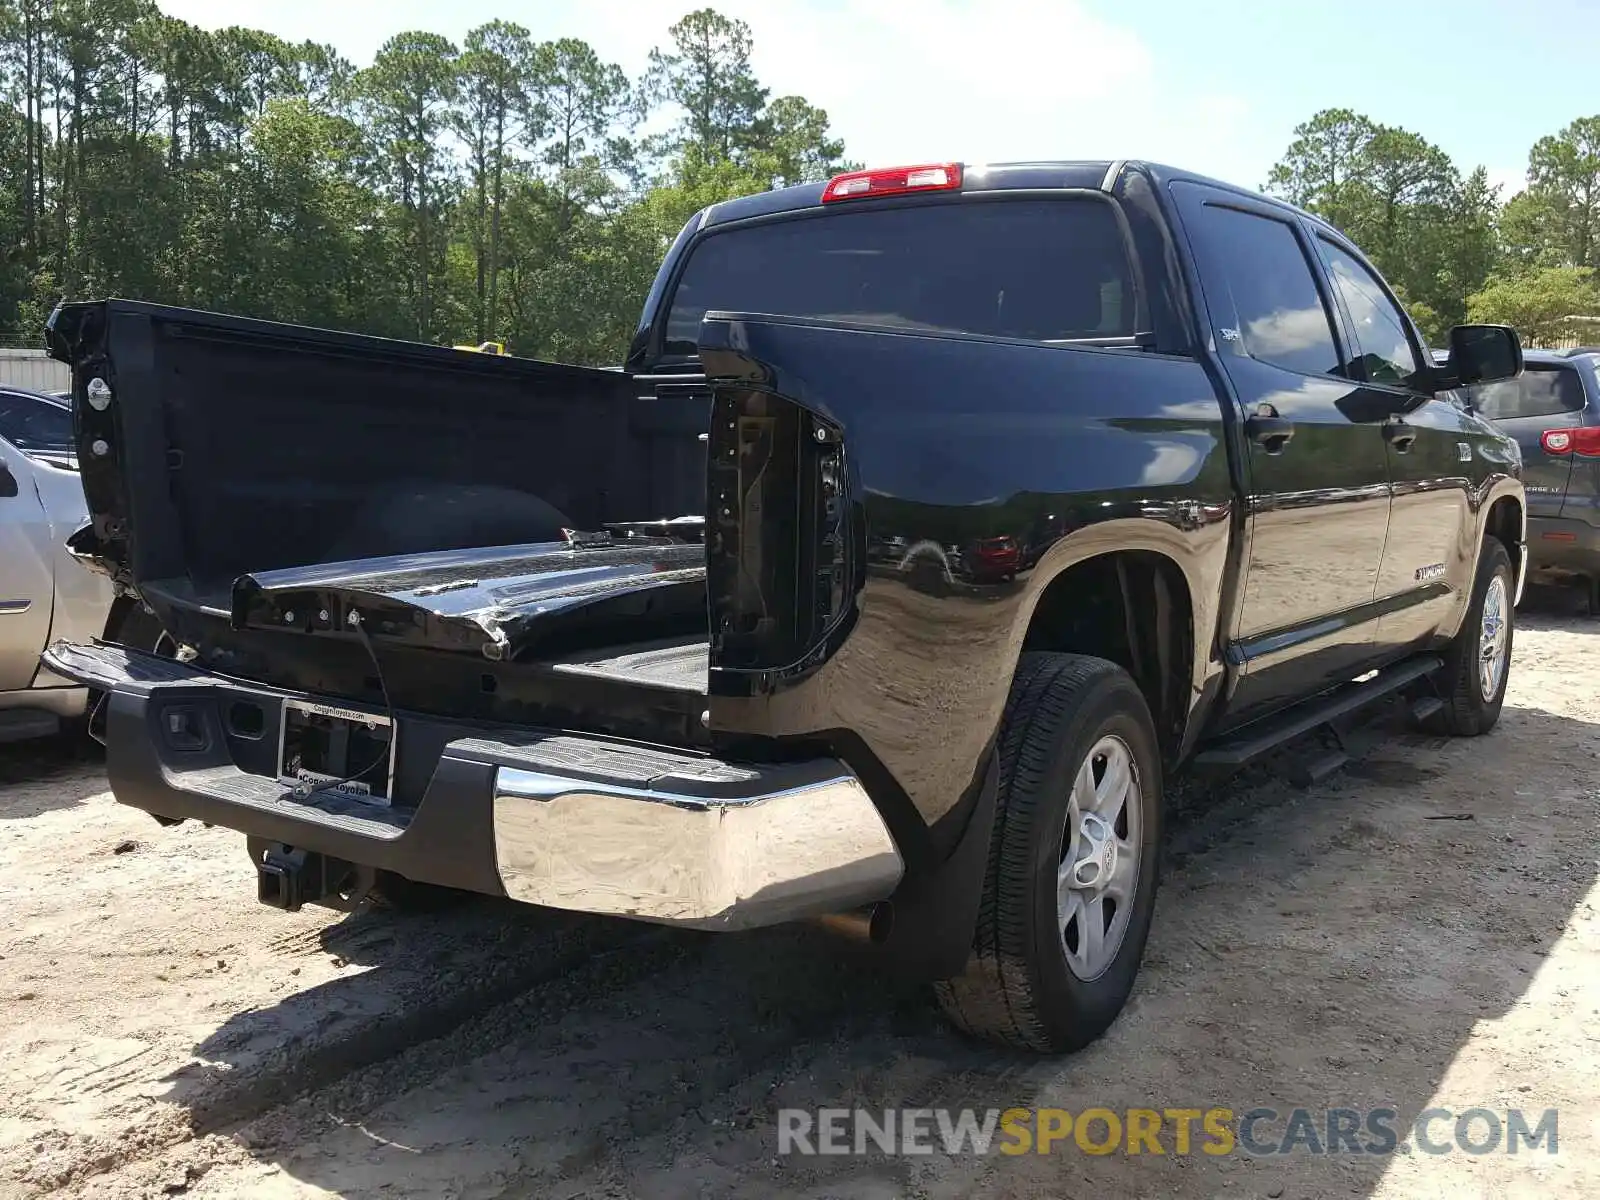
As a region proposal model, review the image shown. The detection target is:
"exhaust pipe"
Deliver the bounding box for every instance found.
[811,901,894,945]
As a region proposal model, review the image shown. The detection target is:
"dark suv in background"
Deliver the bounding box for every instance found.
[1440,346,1600,610]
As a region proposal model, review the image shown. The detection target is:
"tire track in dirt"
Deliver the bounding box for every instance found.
[70,766,1313,1199]
[0,766,702,1197]
[92,924,924,1199]
[11,734,1302,1198]
[9,913,686,1196]
[13,596,1600,1199]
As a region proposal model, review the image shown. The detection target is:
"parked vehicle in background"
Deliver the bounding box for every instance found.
[959,535,1021,582]
[0,388,115,742]
[1437,346,1600,611]
[46,158,1526,1055]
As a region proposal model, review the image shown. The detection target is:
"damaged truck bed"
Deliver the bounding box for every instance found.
[41,296,896,936]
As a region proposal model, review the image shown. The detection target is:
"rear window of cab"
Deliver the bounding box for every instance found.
[663,198,1139,356]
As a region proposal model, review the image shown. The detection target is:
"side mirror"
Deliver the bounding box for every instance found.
[1440,324,1523,389]
[0,460,17,498]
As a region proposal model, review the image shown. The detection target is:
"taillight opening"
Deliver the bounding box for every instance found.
[1541,428,1600,456]
[822,162,963,204]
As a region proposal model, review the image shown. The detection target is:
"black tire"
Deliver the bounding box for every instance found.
[933,652,1163,1053]
[1422,538,1514,737]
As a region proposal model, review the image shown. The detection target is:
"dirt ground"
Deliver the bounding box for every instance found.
[1,588,1597,1200]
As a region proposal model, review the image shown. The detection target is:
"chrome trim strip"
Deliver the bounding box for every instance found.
[0,599,32,615]
[492,765,903,930]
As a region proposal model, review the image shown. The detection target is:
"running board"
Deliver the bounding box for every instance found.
[1194,655,1443,769]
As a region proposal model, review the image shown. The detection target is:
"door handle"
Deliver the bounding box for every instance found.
[1245,406,1294,454]
[1384,422,1416,454]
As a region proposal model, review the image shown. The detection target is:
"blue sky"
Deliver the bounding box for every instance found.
[158,0,1595,199]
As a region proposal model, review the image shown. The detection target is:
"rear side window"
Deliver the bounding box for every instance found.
[1468,364,1587,420]
[663,198,1137,354]
[1187,204,1341,378]
[0,392,72,456]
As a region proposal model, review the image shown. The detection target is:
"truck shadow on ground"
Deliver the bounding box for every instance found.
[166,687,1599,1197]
[0,737,107,818]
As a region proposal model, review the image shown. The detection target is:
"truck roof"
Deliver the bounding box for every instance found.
[696,159,1333,233]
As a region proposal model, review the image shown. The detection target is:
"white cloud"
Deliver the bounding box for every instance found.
[716,0,1156,165]
[1246,305,1336,361]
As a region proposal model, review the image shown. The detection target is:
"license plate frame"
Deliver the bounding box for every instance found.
[277,698,397,808]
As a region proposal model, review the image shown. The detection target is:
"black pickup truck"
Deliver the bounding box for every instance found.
[41,159,1527,1054]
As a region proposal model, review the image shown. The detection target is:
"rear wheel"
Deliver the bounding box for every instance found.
[933,653,1162,1053]
[1423,538,1514,737]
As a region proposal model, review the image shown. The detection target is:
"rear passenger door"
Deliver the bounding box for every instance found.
[1171,183,1392,726]
[1310,232,1478,654]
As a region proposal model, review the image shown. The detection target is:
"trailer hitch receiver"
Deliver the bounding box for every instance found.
[256,844,361,911]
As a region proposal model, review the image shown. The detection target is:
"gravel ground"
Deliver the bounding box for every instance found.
[0,588,1596,1199]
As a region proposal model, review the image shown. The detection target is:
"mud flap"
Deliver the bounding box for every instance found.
[876,750,1000,980]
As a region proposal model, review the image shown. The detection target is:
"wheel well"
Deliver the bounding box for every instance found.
[1486,496,1523,579]
[1021,551,1193,764]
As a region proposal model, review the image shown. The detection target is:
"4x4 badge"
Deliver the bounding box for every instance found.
[1458,442,1473,462]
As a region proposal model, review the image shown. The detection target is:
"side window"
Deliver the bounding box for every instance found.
[0,394,73,456]
[1317,239,1423,388]
[1189,204,1341,377]
[0,394,23,442]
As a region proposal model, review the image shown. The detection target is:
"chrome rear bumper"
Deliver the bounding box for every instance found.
[493,765,904,930]
[42,639,905,931]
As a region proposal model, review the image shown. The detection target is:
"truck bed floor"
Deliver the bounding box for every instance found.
[546,635,709,694]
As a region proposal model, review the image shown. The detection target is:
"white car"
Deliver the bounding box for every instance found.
[0,387,120,743]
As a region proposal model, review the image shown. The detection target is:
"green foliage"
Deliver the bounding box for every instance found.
[1467,267,1600,345]
[1265,108,1485,330]
[644,9,766,163]
[1267,108,1600,348]
[6,8,1597,365]
[0,3,851,362]
[1524,117,1600,269]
